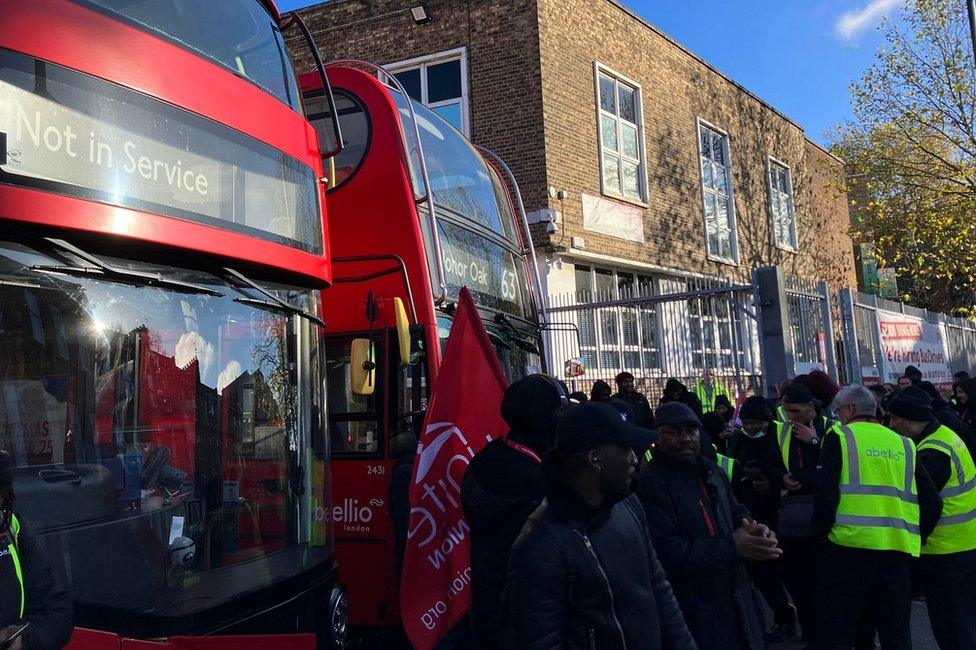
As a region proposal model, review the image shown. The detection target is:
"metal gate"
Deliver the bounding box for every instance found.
[544,275,762,403]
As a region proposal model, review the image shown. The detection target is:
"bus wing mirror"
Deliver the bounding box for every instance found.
[350,338,376,396]
[394,297,411,366]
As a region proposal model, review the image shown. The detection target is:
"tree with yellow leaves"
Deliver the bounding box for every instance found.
[830,0,976,314]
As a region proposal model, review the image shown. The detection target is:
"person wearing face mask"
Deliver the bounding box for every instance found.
[505,401,694,650]
[766,382,835,647]
[461,375,569,648]
[637,402,778,650]
[727,396,798,643]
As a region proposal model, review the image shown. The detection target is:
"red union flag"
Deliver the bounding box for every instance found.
[401,287,509,649]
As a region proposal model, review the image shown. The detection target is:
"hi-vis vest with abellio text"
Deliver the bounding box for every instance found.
[828,422,921,556]
[4,514,24,618]
[917,425,976,555]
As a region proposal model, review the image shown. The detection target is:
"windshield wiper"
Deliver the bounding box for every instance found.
[223,266,326,328]
[494,312,541,354]
[33,238,224,297]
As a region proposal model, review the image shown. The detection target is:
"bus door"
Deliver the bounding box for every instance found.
[324,324,426,627]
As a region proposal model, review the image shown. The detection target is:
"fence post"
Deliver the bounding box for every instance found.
[838,288,862,385]
[754,266,795,397]
[819,281,839,382]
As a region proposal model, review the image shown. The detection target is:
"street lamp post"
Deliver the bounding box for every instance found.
[968,0,976,67]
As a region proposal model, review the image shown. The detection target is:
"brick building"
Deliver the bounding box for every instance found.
[289,0,857,384]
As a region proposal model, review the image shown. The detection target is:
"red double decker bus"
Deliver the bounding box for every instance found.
[1,1,347,647]
[301,63,548,633]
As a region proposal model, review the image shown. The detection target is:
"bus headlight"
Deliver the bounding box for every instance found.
[329,585,349,649]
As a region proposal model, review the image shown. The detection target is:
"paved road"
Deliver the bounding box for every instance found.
[770,601,938,649]
[356,601,941,648]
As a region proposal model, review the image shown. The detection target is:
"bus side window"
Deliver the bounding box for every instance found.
[324,337,382,456]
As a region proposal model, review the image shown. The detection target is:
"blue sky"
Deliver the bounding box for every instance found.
[277,0,904,146]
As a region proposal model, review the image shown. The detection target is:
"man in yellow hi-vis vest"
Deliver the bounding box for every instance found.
[691,369,732,414]
[811,386,942,650]
[0,451,73,650]
[888,386,976,650]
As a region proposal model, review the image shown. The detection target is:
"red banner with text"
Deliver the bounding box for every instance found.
[400,287,509,649]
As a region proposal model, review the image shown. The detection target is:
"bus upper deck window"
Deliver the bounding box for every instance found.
[306,91,370,190]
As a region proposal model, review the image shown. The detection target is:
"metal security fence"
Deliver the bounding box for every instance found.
[544,275,763,402]
[838,289,976,385]
[542,263,976,400]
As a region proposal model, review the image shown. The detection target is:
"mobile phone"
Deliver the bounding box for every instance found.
[0,622,30,649]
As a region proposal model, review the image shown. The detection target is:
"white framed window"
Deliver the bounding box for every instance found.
[574,265,660,375]
[768,157,797,251]
[697,121,738,264]
[595,64,646,203]
[385,48,469,135]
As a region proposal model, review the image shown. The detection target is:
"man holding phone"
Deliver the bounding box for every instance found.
[1,451,73,650]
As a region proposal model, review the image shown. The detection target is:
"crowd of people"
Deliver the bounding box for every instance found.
[460,366,976,650]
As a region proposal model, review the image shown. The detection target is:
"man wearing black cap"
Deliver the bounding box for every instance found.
[461,374,569,647]
[612,371,654,428]
[637,402,777,650]
[767,382,834,647]
[506,402,695,649]
[888,386,976,650]
[727,396,798,643]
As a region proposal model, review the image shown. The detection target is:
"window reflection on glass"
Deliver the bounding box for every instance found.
[86,0,301,109]
[597,70,644,201]
[432,103,463,133]
[396,96,515,241]
[0,241,327,624]
[700,124,736,261]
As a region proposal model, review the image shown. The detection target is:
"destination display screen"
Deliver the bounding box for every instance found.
[439,220,526,318]
[0,49,322,254]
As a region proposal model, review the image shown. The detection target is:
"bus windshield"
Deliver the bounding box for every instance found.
[394,94,518,243]
[78,0,301,109]
[0,241,330,630]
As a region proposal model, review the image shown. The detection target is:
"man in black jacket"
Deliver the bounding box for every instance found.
[460,375,568,647]
[0,451,73,650]
[766,383,833,646]
[638,402,778,650]
[613,371,655,428]
[726,396,797,643]
[886,387,976,650]
[506,401,694,650]
[812,386,942,650]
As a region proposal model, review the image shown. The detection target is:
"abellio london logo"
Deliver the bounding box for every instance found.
[866,447,902,461]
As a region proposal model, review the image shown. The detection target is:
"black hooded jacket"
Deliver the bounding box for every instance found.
[955,379,976,432]
[461,439,546,645]
[506,453,696,650]
[1,515,73,650]
[461,375,566,645]
[637,455,766,650]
